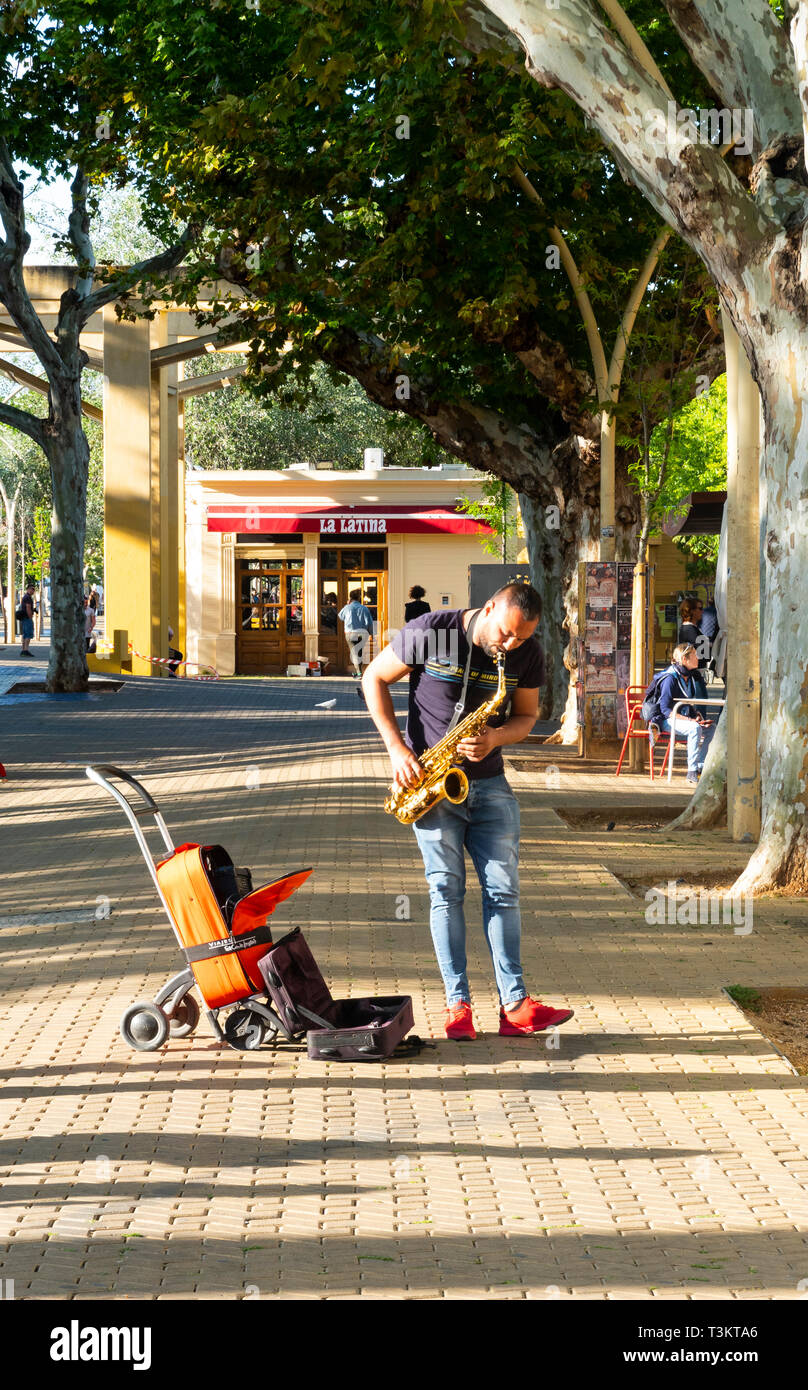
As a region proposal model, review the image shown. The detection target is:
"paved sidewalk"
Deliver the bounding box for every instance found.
[0,666,807,1300]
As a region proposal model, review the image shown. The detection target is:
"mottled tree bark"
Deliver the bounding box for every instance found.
[44,409,91,692]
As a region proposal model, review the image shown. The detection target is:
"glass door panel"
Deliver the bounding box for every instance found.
[361,576,378,624]
[319,576,339,634]
[286,573,304,634]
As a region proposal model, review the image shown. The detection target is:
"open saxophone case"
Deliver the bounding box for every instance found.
[257,928,415,1060]
[85,764,420,1059]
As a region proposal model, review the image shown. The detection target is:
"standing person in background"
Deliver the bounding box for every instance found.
[699,599,719,668]
[677,597,704,665]
[338,588,374,679]
[167,624,183,677]
[83,595,97,653]
[404,585,430,623]
[18,582,37,657]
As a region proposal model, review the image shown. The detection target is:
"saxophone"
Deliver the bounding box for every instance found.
[384,653,508,825]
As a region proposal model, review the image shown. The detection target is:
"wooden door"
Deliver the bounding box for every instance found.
[317,547,388,675]
[237,559,305,674]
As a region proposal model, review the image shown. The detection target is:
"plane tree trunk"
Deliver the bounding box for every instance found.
[43,388,91,692]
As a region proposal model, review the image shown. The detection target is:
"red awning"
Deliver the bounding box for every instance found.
[206,503,492,536]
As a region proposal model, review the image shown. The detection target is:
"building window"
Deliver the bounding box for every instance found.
[318,547,388,570]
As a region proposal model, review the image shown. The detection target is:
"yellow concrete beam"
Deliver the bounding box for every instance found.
[0,356,102,421]
[176,366,245,397]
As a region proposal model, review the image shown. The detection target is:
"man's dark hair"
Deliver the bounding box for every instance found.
[409,585,426,600]
[491,581,542,622]
[349,588,362,602]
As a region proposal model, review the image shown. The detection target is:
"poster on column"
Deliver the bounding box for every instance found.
[584,562,616,693]
[580,561,619,744]
[617,562,635,607]
[615,562,637,736]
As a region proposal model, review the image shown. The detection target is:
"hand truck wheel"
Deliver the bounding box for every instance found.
[223,1006,267,1051]
[168,991,200,1038]
[120,1000,169,1052]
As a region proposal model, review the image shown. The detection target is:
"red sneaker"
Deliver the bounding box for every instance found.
[499,996,574,1036]
[445,1001,476,1040]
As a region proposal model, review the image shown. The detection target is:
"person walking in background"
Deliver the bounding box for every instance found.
[18,582,36,657]
[83,595,97,653]
[338,588,374,678]
[404,585,430,623]
[167,624,183,677]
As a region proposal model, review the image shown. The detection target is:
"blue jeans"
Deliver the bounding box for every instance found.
[658,715,716,774]
[412,773,525,1007]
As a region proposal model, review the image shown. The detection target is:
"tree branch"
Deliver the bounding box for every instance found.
[0,399,45,449]
[513,164,608,404]
[78,224,197,324]
[661,0,802,149]
[67,168,95,300]
[284,325,563,493]
[788,1,808,174]
[473,0,776,293]
[0,139,64,378]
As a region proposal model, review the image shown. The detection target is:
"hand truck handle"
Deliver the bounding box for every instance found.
[85,764,176,869]
[86,763,159,812]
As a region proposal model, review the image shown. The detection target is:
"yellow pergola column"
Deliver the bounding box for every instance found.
[155,316,183,665]
[303,536,319,664]
[102,306,183,675]
[722,312,761,841]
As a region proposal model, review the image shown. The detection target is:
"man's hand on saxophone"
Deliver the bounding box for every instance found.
[455,725,499,762]
[361,644,423,788]
[391,743,424,789]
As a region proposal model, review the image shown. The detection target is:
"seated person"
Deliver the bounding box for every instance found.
[655,642,716,785]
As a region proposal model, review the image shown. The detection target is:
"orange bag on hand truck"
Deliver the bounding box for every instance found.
[86,765,311,1052]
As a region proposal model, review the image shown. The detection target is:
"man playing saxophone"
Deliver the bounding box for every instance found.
[362,582,574,1041]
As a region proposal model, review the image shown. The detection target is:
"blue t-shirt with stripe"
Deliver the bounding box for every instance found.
[390,608,544,780]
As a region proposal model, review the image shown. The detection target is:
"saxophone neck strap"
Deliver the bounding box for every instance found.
[446,609,482,734]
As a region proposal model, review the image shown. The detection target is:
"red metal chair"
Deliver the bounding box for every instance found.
[615,685,671,780]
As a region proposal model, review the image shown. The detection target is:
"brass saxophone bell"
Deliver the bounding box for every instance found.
[441,767,469,805]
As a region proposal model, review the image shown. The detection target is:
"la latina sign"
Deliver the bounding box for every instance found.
[320,517,387,535]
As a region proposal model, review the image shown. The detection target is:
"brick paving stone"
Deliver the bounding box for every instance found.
[1,663,808,1299]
